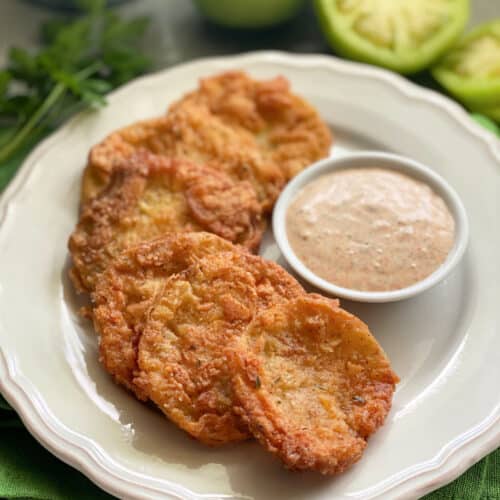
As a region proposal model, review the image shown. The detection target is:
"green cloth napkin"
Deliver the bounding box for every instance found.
[423,450,500,500]
[0,395,498,499]
[0,121,498,500]
[0,396,113,499]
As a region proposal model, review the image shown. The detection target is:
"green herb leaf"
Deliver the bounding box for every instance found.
[0,1,151,166]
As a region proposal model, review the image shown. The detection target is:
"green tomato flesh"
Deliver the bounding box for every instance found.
[193,0,305,28]
[433,19,500,107]
[315,0,469,74]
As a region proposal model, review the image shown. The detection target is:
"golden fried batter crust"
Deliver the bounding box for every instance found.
[82,101,284,210]
[69,151,264,292]
[171,71,333,181]
[93,232,239,399]
[82,71,332,210]
[228,295,399,474]
[134,252,304,446]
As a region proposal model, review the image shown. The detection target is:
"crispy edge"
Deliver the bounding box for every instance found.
[81,117,169,203]
[228,295,398,475]
[82,71,332,209]
[184,168,265,253]
[69,157,149,293]
[159,98,285,211]
[134,254,256,445]
[81,104,285,211]
[134,252,305,445]
[171,71,333,181]
[70,151,265,292]
[93,232,240,399]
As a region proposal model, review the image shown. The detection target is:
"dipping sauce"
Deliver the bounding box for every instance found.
[286,168,455,292]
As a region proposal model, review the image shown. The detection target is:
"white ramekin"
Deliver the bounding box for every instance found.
[272,152,469,303]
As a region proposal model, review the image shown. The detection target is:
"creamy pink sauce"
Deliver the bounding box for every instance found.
[286,168,455,292]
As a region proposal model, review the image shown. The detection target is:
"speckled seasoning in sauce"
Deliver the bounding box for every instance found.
[286,168,455,292]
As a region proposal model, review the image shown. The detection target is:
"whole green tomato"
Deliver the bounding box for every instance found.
[193,0,306,29]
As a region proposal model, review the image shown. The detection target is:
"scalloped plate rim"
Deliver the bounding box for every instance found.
[0,51,499,500]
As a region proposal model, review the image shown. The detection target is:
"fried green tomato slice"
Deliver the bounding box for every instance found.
[93,232,239,400]
[69,151,264,292]
[228,295,399,474]
[315,0,469,74]
[433,19,500,108]
[170,71,333,182]
[134,252,304,446]
[82,99,285,212]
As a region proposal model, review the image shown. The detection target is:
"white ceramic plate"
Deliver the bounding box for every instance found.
[0,52,499,500]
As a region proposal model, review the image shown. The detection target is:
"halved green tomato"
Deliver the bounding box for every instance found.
[192,0,305,29]
[470,105,500,124]
[471,113,500,134]
[433,19,500,107]
[314,0,469,74]
[483,106,500,123]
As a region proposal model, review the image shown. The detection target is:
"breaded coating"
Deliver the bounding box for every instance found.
[82,71,332,210]
[69,151,264,292]
[171,71,333,180]
[228,295,399,474]
[93,232,238,399]
[82,101,284,210]
[134,252,304,446]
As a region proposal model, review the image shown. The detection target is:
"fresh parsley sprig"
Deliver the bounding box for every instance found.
[0,0,151,164]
